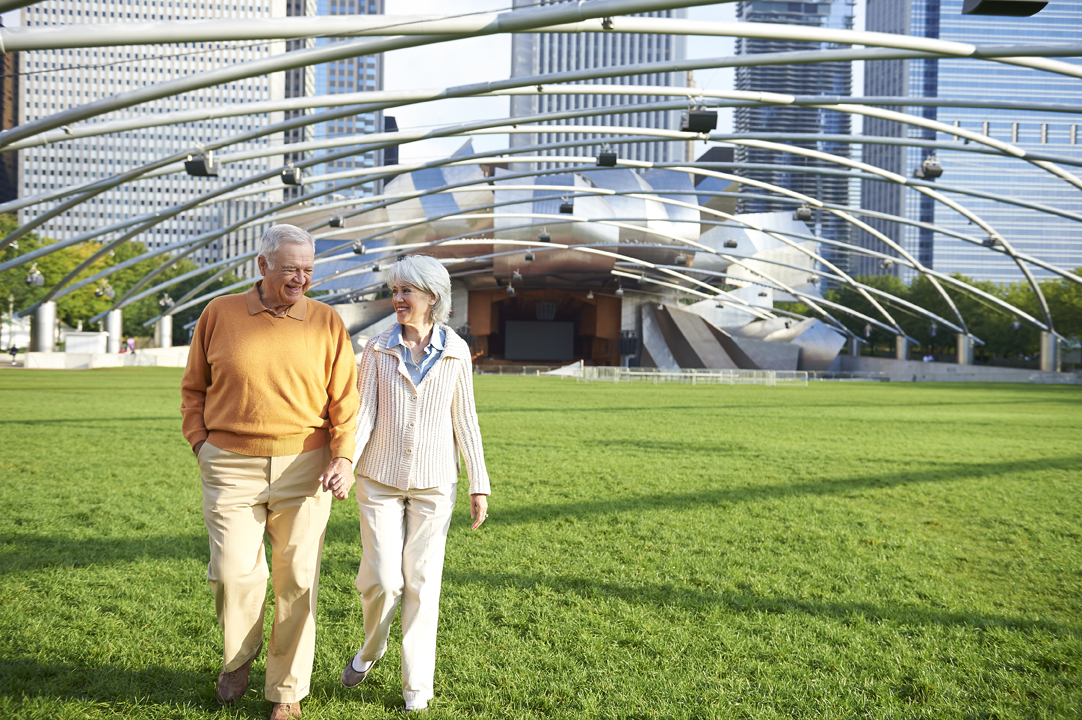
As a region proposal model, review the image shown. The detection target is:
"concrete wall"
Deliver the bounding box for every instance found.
[839,355,1079,384]
[24,347,189,370]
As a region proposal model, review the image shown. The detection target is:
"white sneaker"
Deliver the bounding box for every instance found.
[403,699,428,712]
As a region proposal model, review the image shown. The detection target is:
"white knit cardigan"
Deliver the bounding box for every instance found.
[353,324,491,496]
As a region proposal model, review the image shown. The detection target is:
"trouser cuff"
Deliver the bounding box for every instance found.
[265,686,309,704]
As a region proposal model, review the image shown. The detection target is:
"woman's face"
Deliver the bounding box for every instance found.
[392,283,437,327]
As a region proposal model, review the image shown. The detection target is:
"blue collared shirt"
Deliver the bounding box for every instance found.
[388,324,446,386]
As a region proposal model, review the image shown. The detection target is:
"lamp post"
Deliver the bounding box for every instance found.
[5,293,13,352]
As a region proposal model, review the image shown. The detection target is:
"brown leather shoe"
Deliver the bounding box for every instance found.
[269,701,302,720]
[216,644,261,706]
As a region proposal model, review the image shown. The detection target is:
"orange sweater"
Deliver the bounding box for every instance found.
[181,284,359,459]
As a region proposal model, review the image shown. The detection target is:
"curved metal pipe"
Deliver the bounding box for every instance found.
[8,32,1082,152]
[6,12,1082,61]
[15,105,1081,261]
[320,187,904,334]
[316,161,1062,336]
[10,81,1082,248]
[13,127,1072,338]
[105,156,1071,338]
[723,138,1058,331]
[14,85,1082,156]
[0,0,723,147]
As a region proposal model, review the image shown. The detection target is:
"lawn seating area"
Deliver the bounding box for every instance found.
[1,369,1079,719]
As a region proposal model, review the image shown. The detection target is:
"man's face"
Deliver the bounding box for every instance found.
[259,242,315,308]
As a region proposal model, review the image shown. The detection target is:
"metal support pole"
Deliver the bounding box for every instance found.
[895,335,910,361]
[105,310,123,353]
[956,333,974,365]
[155,315,173,349]
[30,301,56,352]
[1040,331,1060,372]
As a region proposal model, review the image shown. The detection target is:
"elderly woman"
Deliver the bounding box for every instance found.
[341,254,490,713]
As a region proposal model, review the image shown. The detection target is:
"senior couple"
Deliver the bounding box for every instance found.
[180,224,489,718]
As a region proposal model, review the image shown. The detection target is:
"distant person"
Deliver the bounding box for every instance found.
[8,345,16,364]
[340,255,490,713]
[127,337,136,354]
[181,224,359,720]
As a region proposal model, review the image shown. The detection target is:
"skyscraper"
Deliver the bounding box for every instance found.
[16,0,288,269]
[0,18,18,204]
[733,0,855,273]
[302,0,385,197]
[509,0,689,167]
[860,0,1082,282]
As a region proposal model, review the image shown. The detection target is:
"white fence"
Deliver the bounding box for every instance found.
[579,367,808,387]
[475,364,563,376]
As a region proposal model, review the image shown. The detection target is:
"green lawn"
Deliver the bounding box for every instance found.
[0,369,1079,719]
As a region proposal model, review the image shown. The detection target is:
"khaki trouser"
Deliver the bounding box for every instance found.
[354,475,457,707]
[199,442,333,704]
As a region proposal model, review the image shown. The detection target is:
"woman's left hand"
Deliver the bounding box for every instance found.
[470,494,489,530]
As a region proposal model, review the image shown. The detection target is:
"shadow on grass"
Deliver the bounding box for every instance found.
[442,566,1081,638]
[0,657,217,715]
[0,416,179,426]
[0,532,207,572]
[0,656,409,717]
[5,455,1080,574]
[428,454,1082,528]
[477,394,1082,415]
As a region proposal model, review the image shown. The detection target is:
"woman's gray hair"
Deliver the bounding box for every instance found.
[386,255,453,325]
[258,224,314,269]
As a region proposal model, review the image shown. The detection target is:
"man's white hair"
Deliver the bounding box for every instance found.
[258,224,314,268]
[386,255,453,325]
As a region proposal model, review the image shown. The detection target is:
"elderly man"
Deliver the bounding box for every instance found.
[181,224,358,720]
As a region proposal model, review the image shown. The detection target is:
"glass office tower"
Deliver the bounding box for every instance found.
[861,0,1082,282]
[16,0,287,269]
[286,0,385,198]
[733,0,855,276]
[509,0,689,167]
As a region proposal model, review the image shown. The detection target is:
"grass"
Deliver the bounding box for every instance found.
[0,368,1080,719]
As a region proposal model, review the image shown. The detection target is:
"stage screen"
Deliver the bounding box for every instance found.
[504,321,574,361]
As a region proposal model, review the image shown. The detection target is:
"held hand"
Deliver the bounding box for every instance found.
[470,493,489,530]
[193,440,205,456]
[319,457,354,500]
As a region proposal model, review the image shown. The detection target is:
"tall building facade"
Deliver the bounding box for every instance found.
[860,0,1082,282]
[733,0,854,274]
[14,0,292,274]
[509,0,689,167]
[0,18,18,204]
[302,0,385,197]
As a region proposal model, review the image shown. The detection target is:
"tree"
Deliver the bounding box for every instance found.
[1040,269,1082,347]
[0,215,117,329]
[1,214,241,344]
[824,274,912,355]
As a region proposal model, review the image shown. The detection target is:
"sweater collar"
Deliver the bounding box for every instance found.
[374,324,470,361]
[246,281,307,320]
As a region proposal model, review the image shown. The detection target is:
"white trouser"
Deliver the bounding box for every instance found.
[354,475,457,706]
